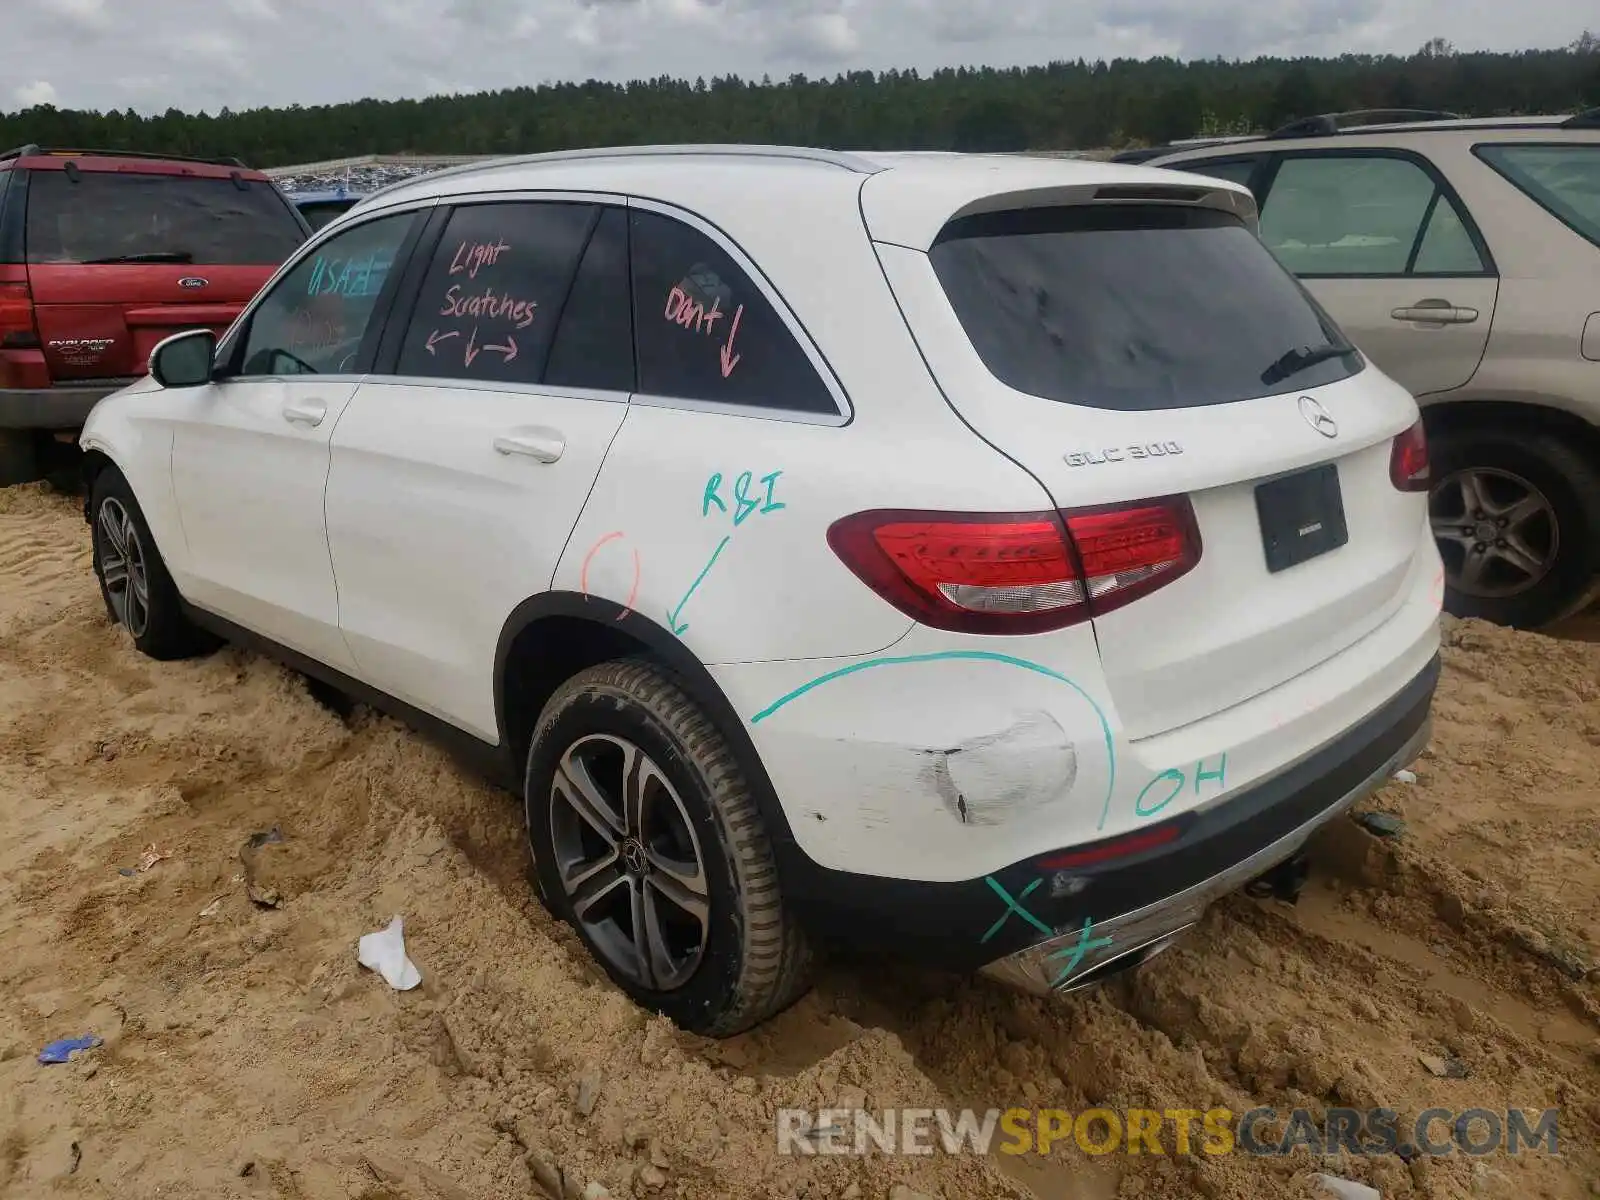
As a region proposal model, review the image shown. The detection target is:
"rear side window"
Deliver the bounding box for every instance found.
[1475,144,1600,247]
[1258,155,1486,276]
[629,210,836,414]
[24,169,306,265]
[394,201,599,386]
[929,205,1361,411]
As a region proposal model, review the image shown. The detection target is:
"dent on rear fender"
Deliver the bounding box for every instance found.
[919,708,1078,826]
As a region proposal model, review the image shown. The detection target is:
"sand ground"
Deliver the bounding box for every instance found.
[2,481,1598,1200]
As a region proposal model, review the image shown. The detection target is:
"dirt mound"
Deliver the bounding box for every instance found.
[1,484,1596,1199]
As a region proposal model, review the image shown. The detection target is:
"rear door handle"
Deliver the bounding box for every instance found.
[1390,300,1479,325]
[493,429,565,463]
[282,401,327,427]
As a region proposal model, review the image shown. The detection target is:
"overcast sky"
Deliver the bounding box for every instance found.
[3,0,1590,115]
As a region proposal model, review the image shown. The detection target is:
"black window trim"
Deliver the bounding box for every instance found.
[1470,140,1600,249]
[215,197,439,381]
[1162,154,1273,202]
[626,195,853,427]
[1251,146,1499,280]
[369,189,636,407]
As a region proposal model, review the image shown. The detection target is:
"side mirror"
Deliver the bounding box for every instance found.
[149,328,217,388]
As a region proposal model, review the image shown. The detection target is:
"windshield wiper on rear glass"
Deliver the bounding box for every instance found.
[80,251,194,264]
[1259,341,1355,387]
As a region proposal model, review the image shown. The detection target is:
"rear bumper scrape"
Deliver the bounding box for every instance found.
[981,710,1432,996]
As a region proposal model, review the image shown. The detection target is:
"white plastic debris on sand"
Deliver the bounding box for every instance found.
[357,915,422,991]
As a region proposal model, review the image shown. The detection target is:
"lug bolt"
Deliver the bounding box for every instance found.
[1474,542,1487,553]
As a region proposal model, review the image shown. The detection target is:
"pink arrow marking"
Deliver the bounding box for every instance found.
[424,329,459,355]
[718,304,743,378]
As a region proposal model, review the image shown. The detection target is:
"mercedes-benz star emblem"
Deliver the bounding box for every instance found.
[621,838,647,875]
[1298,395,1338,439]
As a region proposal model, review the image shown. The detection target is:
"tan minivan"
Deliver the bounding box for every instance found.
[1134,108,1600,629]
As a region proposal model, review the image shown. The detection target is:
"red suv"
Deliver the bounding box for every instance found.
[0,145,309,483]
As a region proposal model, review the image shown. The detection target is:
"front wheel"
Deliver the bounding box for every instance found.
[525,659,812,1037]
[90,467,219,660]
[1428,426,1600,629]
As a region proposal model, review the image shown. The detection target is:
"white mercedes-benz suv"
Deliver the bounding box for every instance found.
[78,145,1441,1035]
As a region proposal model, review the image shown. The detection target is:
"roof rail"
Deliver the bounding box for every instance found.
[358,143,886,204]
[1267,109,1463,139]
[0,145,249,168]
[1562,106,1600,129]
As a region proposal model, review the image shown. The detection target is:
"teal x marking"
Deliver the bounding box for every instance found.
[1046,919,1115,986]
[980,876,1054,944]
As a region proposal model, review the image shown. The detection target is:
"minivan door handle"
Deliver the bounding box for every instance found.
[282,400,328,427]
[1390,299,1479,325]
[493,429,565,463]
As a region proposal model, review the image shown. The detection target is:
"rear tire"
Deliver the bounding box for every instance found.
[1428,426,1600,629]
[90,466,220,660]
[525,658,812,1037]
[0,430,40,488]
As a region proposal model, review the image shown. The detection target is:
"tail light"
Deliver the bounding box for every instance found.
[1389,420,1429,492]
[827,497,1202,634]
[0,281,39,349]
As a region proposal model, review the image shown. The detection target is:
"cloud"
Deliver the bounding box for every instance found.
[1,0,1589,116]
[36,0,111,30]
[13,80,59,109]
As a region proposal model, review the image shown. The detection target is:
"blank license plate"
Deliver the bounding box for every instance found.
[1255,463,1348,573]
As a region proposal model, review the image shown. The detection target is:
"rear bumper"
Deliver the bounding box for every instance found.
[982,707,1432,994]
[778,652,1439,978]
[0,381,137,430]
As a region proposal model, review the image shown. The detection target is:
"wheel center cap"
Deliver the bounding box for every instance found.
[1474,520,1498,543]
[621,838,647,875]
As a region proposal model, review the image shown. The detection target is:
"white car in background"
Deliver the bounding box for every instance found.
[78,145,1440,1035]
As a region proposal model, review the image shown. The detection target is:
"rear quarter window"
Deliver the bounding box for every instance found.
[1474,143,1600,247]
[24,169,306,266]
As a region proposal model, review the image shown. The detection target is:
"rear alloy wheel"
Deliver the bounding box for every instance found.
[525,659,812,1036]
[1427,427,1600,628]
[549,732,712,991]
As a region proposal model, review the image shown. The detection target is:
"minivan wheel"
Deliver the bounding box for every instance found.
[90,467,220,660]
[525,659,812,1037]
[0,430,40,487]
[1427,427,1600,629]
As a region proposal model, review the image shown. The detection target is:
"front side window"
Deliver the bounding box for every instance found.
[930,204,1361,411]
[1258,154,1487,276]
[629,210,836,414]
[394,201,600,386]
[1475,143,1600,247]
[236,211,416,376]
[25,169,306,265]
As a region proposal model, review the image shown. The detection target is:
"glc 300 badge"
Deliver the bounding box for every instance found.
[1064,441,1183,468]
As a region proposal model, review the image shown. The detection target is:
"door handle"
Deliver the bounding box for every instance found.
[493,430,565,463]
[282,401,328,427]
[1390,300,1479,325]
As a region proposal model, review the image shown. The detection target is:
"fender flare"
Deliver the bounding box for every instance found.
[492,591,806,865]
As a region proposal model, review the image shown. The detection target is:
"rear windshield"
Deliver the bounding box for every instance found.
[25,169,307,266]
[929,205,1362,410]
[1474,143,1600,247]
